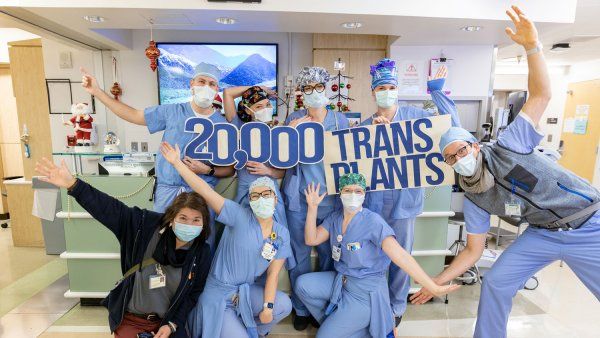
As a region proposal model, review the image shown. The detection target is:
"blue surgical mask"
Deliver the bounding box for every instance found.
[249,197,276,219]
[303,91,329,109]
[452,151,477,177]
[375,89,398,108]
[172,222,203,242]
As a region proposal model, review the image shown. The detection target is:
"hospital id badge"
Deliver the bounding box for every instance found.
[505,202,522,216]
[149,274,166,289]
[261,242,277,262]
[332,245,342,262]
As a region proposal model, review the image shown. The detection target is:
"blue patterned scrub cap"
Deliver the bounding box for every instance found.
[370,58,398,89]
[249,176,276,194]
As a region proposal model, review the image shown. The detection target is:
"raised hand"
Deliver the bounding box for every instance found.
[505,5,539,49]
[246,161,272,176]
[35,158,76,189]
[429,64,448,81]
[80,67,101,96]
[160,142,182,165]
[304,182,326,209]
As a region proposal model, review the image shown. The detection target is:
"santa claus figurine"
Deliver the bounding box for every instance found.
[65,103,94,146]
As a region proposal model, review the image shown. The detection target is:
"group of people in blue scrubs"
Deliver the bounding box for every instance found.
[73,5,600,338]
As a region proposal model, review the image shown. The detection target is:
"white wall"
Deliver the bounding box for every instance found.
[568,59,600,83]
[493,64,570,150]
[114,30,312,153]
[388,44,495,133]
[0,28,40,63]
[42,38,108,154]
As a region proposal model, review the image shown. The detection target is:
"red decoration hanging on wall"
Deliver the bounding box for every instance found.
[145,40,160,72]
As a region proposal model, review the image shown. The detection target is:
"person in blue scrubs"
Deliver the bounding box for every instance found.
[222,86,288,228]
[80,64,235,251]
[295,173,459,338]
[410,7,600,338]
[160,142,294,338]
[361,58,461,323]
[282,66,350,330]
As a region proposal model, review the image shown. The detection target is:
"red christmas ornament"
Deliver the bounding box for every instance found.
[346,84,351,89]
[336,101,343,108]
[145,40,160,72]
[110,82,122,100]
[331,84,339,92]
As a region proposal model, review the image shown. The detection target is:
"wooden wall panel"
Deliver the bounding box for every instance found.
[313,34,387,50]
[7,39,52,179]
[5,182,44,247]
[348,50,386,120]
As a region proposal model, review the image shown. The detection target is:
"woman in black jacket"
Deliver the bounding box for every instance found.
[36,158,211,338]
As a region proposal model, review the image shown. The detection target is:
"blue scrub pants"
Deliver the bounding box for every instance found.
[154,183,218,254]
[381,203,416,317]
[287,206,335,316]
[294,271,371,338]
[475,214,600,338]
[218,285,292,338]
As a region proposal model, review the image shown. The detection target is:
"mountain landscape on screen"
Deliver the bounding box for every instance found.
[157,44,277,105]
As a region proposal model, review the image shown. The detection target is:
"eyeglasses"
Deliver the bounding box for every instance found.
[340,188,365,195]
[249,189,275,201]
[444,142,472,165]
[301,83,326,95]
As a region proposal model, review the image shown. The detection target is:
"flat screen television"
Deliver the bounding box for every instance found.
[156,43,278,114]
[506,90,527,125]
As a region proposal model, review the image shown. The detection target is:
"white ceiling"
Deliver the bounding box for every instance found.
[2,0,599,65]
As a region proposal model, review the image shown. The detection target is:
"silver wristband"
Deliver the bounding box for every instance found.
[526,42,543,56]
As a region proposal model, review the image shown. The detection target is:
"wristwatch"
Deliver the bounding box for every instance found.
[263,302,274,310]
[207,165,215,176]
[526,42,543,56]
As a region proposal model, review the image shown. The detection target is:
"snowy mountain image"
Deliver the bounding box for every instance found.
[157,43,277,105]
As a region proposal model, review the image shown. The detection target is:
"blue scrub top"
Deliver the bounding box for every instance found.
[283,109,349,211]
[144,102,227,188]
[361,86,461,220]
[320,208,395,278]
[211,199,292,285]
[464,113,544,234]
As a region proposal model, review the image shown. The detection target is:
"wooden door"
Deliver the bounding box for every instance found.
[559,80,600,182]
[8,38,52,179]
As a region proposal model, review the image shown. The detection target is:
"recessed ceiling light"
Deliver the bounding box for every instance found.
[83,15,106,23]
[460,25,482,32]
[341,22,363,29]
[216,17,236,25]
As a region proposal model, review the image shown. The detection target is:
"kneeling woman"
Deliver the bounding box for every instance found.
[295,174,459,338]
[160,142,293,338]
[35,158,212,338]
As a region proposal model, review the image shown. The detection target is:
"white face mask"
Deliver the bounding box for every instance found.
[303,91,329,109]
[375,89,398,108]
[192,85,217,108]
[340,193,365,213]
[452,150,477,177]
[248,106,274,123]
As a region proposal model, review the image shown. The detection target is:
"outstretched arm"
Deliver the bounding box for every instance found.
[505,6,551,126]
[160,142,225,214]
[382,237,460,299]
[80,67,146,126]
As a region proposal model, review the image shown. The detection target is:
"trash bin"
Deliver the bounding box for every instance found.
[31,177,66,255]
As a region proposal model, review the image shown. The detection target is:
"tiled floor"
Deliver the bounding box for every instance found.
[1,225,599,338]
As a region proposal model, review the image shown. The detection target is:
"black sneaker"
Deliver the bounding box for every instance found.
[394,315,403,326]
[309,315,320,328]
[293,314,310,331]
